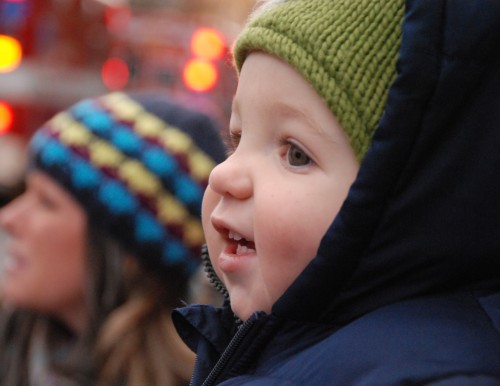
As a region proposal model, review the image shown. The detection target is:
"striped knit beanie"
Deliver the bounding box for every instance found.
[233,0,404,160]
[29,91,226,281]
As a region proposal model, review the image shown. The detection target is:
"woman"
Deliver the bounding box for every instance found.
[0,91,226,386]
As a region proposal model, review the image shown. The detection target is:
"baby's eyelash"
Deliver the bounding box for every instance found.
[279,137,299,151]
[221,131,241,156]
[229,131,241,145]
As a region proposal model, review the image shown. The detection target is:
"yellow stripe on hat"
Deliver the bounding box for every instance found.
[184,218,205,246]
[119,159,161,196]
[89,140,123,168]
[50,114,93,147]
[159,126,192,153]
[48,111,73,132]
[157,195,189,224]
[189,151,216,181]
[102,92,143,121]
[59,122,93,147]
[135,112,165,137]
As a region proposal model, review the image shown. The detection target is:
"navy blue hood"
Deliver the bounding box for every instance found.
[275,0,500,325]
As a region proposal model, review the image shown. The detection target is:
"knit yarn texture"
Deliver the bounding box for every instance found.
[233,0,404,160]
[30,92,224,280]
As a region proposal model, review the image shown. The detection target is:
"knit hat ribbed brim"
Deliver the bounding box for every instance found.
[30,92,226,280]
[233,0,404,160]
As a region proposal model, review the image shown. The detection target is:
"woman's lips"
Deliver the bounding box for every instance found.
[2,247,26,276]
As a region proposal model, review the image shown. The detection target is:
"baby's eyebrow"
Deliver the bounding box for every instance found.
[273,102,325,136]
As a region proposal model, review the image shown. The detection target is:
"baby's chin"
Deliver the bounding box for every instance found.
[233,307,250,321]
[230,299,272,321]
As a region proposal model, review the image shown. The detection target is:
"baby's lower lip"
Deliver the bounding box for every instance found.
[219,241,256,273]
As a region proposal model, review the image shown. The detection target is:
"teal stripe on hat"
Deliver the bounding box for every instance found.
[99,181,139,214]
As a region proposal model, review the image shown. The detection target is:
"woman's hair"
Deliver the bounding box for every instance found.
[88,227,195,386]
[0,226,194,386]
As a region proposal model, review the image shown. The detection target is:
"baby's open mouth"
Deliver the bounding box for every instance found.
[229,230,256,255]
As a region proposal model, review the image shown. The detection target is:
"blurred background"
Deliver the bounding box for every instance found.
[0,0,257,204]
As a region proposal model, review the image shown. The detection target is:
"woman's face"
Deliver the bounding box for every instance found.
[0,170,88,332]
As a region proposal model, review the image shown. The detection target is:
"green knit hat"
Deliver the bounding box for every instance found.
[233,0,404,160]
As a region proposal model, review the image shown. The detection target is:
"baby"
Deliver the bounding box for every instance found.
[174,0,500,385]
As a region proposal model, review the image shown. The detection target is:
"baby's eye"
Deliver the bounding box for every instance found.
[287,143,312,166]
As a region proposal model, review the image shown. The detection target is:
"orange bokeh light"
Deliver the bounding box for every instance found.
[190,27,226,61]
[0,101,14,135]
[183,59,218,92]
[0,35,22,73]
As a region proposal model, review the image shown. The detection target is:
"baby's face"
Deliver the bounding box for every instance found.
[202,52,359,320]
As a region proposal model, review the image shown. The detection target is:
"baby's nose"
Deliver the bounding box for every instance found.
[208,154,252,200]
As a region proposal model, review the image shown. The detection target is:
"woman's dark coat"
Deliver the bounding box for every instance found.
[174,0,500,384]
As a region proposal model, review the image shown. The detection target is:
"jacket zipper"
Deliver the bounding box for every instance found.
[200,318,257,386]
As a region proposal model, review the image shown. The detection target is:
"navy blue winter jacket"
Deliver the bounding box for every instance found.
[173,0,500,384]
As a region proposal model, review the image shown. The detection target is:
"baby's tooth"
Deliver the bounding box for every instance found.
[229,231,242,241]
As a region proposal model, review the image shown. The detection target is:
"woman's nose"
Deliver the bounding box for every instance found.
[0,195,28,235]
[208,153,252,200]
